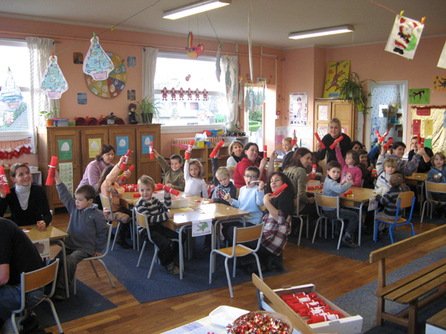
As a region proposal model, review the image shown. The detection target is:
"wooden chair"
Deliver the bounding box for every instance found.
[135,210,180,278]
[374,191,416,244]
[209,223,264,298]
[11,259,63,334]
[294,195,310,246]
[73,222,115,294]
[312,194,344,250]
[421,181,446,223]
[100,193,122,251]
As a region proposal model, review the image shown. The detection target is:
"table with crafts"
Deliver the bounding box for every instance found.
[306,186,376,246]
[22,224,70,297]
[121,191,249,279]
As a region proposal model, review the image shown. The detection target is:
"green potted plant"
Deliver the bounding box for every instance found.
[338,72,373,114]
[137,96,160,124]
[40,107,58,126]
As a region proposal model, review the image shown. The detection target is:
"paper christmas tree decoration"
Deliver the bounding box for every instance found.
[83,35,114,80]
[41,55,69,99]
[385,15,424,60]
[438,42,446,69]
[0,68,23,110]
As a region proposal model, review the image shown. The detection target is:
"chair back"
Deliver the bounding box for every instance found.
[232,223,264,255]
[425,181,446,195]
[315,193,341,219]
[100,193,115,221]
[397,191,415,209]
[135,210,155,243]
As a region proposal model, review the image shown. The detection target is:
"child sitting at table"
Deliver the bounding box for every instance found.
[335,145,362,187]
[184,158,209,198]
[322,161,359,248]
[375,173,405,234]
[210,148,237,204]
[53,171,108,301]
[358,149,374,189]
[153,149,185,192]
[135,175,179,275]
[223,166,265,243]
[98,156,132,249]
[427,152,446,220]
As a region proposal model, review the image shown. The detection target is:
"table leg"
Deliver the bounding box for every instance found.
[54,240,69,298]
[358,203,364,246]
[178,225,187,280]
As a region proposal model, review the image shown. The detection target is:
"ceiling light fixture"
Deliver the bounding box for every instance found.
[288,24,354,40]
[163,0,231,20]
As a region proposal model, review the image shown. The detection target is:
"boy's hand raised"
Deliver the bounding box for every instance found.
[54,170,62,184]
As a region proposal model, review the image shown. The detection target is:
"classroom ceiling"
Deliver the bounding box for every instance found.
[1,0,445,49]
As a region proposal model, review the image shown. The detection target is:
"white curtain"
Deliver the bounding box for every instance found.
[142,47,159,100]
[26,37,56,153]
[221,55,238,125]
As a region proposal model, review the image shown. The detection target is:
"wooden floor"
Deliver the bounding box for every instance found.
[46,211,444,334]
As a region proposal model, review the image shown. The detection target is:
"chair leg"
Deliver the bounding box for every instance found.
[253,253,263,280]
[306,215,309,238]
[46,299,64,333]
[89,260,99,277]
[374,220,379,243]
[312,218,322,244]
[73,270,77,295]
[336,220,344,250]
[420,201,427,223]
[297,217,304,246]
[232,257,237,278]
[389,225,395,244]
[11,313,19,334]
[96,259,115,287]
[224,257,233,298]
[209,250,215,284]
[111,222,121,251]
[148,247,158,279]
[136,241,147,267]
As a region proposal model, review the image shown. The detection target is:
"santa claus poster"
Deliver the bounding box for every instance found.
[385,15,424,60]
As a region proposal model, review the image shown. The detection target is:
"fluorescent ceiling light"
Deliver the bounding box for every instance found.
[163,0,231,20]
[288,25,354,40]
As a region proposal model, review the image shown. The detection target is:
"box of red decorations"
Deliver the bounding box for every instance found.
[259,283,363,334]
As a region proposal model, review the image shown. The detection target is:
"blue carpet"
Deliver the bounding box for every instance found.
[37,280,117,329]
[332,246,446,333]
[104,236,286,303]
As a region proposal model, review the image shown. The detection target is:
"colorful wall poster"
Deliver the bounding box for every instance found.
[424,119,433,136]
[385,15,424,60]
[142,135,154,154]
[88,138,101,158]
[116,136,129,156]
[58,139,72,160]
[413,119,421,135]
[59,162,74,195]
[433,76,446,92]
[409,88,430,104]
[289,92,308,126]
[323,60,350,98]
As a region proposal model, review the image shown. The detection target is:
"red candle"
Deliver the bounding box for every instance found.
[420,137,425,148]
[45,156,58,186]
[291,139,296,146]
[311,164,317,180]
[133,193,141,198]
[120,165,134,182]
[383,137,393,151]
[185,140,195,160]
[343,189,353,197]
[157,183,180,196]
[375,130,382,143]
[271,183,287,197]
[314,133,326,149]
[0,166,10,195]
[263,145,267,158]
[149,142,154,159]
[120,149,132,170]
[329,135,344,150]
[209,140,224,158]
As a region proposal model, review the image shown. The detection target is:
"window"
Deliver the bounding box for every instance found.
[0,39,32,139]
[154,52,227,129]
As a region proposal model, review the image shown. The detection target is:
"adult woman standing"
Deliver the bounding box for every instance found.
[259,171,295,271]
[315,118,351,163]
[226,140,244,167]
[283,148,317,220]
[0,163,51,229]
[77,144,116,192]
[233,142,268,188]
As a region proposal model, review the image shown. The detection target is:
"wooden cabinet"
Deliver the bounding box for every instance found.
[171,145,228,183]
[37,124,160,211]
[313,99,356,151]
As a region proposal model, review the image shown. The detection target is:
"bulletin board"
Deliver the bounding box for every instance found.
[411,106,446,154]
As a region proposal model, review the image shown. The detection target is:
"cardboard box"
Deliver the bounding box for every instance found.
[171,198,188,209]
[260,284,363,334]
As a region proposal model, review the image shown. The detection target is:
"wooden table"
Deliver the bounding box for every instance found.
[405,172,428,183]
[121,191,249,279]
[22,224,70,297]
[307,187,376,246]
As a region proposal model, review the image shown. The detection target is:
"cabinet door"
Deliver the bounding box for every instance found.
[48,129,81,207]
[108,127,137,184]
[314,101,331,150]
[332,101,355,139]
[80,128,108,173]
[136,125,161,183]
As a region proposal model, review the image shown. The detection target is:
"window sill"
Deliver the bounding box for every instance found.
[161,123,226,134]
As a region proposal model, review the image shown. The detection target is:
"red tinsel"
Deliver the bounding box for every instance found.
[0,145,32,160]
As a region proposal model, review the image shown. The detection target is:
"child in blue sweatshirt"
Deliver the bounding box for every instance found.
[322,161,359,248]
[427,152,446,220]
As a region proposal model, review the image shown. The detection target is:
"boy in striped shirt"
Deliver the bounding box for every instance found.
[375,173,405,234]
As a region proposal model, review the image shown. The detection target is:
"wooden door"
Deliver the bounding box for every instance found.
[136,124,161,184]
[332,101,355,139]
[314,101,332,151]
[80,127,108,173]
[108,126,137,184]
